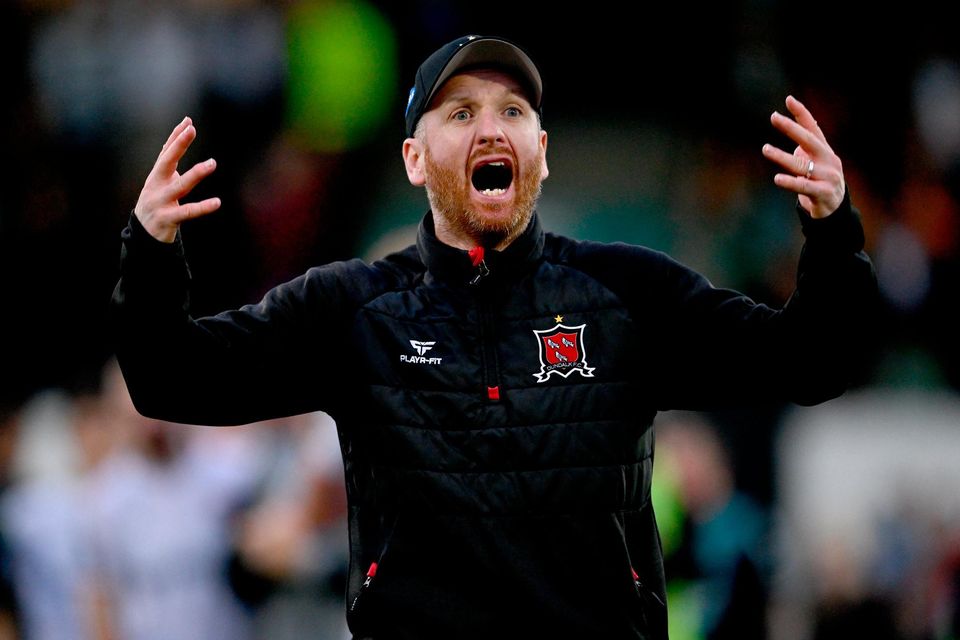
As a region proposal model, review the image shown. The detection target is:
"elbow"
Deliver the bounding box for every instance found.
[127,385,175,423]
[790,350,867,407]
[114,351,197,425]
[792,380,848,407]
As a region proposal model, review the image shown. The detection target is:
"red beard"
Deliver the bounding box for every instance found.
[423,146,543,248]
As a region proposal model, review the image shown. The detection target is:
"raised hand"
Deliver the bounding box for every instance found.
[134,117,221,243]
[762,95,846,219]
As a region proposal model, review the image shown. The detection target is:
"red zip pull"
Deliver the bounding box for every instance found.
[363,562,378,587]
[468,246,490,285]
[350,562,378,613]
[631,566,666,607]
[468,246,485,266]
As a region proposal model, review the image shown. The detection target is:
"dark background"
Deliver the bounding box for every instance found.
[2,2,960,638]
[2,1,956,401]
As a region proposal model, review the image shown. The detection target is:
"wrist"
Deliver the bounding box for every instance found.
[134,208,178,244]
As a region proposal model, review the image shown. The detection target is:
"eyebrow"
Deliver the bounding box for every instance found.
[439,92,474,106]
[438,91,529,109]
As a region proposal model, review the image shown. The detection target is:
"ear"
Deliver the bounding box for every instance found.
[539,129,549,181]
[402,137,426,186]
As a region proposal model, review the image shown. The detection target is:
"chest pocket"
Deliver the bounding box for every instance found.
[351,295,480,393]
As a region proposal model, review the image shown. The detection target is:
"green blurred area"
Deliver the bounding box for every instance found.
[286,0,397,153]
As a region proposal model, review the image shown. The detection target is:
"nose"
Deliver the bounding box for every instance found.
[475,107,504,145]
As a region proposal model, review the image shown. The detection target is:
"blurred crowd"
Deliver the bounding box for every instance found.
[1,358,352,640]
[1,0,959,638]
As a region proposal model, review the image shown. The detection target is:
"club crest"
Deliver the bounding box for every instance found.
[532,323,595,382]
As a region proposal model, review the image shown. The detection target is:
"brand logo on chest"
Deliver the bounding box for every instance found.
[401,339,442,365]
[532,322,595,382]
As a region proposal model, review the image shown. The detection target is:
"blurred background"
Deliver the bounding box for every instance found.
[1,1,959,638]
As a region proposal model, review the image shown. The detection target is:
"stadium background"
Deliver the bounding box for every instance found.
[1,1,959,639]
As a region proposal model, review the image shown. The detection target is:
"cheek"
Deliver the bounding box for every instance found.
[429,135,469,166]
[519,142,545,173]
[514,128,545,164]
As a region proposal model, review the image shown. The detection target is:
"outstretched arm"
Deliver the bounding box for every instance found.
[135,117,221,242]
[651,96,876,407]
[624,97,876,409]
[762,95,846,219]
[112,119,364,426]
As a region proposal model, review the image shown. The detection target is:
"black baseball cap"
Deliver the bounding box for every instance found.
[404,35,543,138]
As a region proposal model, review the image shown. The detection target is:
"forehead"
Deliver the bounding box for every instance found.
[428,68,534,109]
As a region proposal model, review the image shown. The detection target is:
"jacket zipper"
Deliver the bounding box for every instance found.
[349,562,379,614]
[468,246,490,286]
[349,515,400,622]
[469,246,500,401]
[631,566,666,607]
[478,297,501,401]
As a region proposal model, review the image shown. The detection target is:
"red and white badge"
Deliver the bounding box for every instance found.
[532,323,596,382]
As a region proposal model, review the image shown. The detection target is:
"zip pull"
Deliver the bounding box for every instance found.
[349,562,378,612]
[363,562,378,587]
[631,567,666,607]
[468,246,490,285]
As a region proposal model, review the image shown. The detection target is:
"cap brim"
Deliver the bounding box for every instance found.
[427,38,543,111]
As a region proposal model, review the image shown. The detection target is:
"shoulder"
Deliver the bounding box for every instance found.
[297,243,424,306]
[540,232,712,306]
[543,232,687,281]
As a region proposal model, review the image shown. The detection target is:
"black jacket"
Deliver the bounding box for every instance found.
[111,193,876,639]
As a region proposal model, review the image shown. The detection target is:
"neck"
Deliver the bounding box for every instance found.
[431,210,527,251]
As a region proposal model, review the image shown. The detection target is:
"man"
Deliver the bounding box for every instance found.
[112,35,876,639]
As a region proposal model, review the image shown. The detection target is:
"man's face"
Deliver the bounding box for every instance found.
[403,69,548,249]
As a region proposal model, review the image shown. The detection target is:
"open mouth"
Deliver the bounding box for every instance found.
[471,161,514,197]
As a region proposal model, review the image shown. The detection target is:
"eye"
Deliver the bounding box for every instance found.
[452,109,471,122]
[505,106,522,118]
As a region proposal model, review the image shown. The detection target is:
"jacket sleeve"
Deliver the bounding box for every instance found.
[644,190,878,409]
[109,213,363,425]
[578,194,879,410]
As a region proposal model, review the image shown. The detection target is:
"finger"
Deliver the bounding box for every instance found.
[770,110,825,156]
[156,125,197,177]
[792,147,815,179]
[771,106,836,163]
[160,116,192,153]
[173,197,222,224]
[168,158,217,200]
[784,96,826,142]
[762,143,807,175]
[772,172,827,199]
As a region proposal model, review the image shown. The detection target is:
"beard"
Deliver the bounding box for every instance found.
[423,146,544,248]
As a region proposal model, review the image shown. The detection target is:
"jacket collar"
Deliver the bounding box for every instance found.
[416,211,545,288]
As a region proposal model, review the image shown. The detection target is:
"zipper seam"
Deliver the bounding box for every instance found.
[478,299,500,397]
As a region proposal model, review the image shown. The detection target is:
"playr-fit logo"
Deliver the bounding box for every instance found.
[401,340,442,365]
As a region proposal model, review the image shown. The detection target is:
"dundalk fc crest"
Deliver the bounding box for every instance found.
[532,323,595,383]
